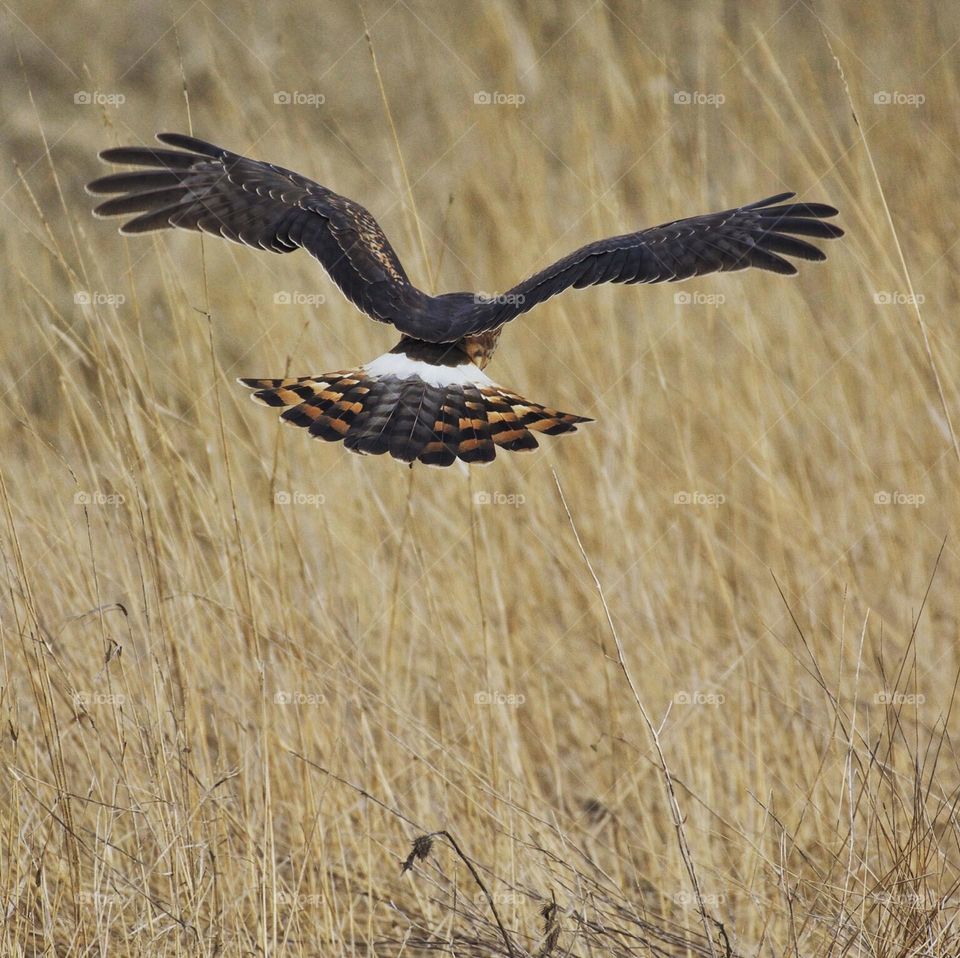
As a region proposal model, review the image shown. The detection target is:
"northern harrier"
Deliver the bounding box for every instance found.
[88,133,843,466]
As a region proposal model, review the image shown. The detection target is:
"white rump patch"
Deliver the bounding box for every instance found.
[363,351,494,388]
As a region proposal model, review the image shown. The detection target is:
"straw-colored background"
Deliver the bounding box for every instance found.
[2,1,958,954]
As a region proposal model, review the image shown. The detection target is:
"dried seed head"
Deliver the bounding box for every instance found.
[537,896,561,957]
[581,797,610,823]
[401,833,435,874]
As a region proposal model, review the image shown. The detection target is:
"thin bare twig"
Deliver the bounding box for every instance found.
[821,28,960,467]
[402,830,519,958]
[552,469,718,958]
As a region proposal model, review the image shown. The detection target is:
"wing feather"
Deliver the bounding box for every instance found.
[88,133,429,327]
[453,193,843,337]
[89,140,843,345]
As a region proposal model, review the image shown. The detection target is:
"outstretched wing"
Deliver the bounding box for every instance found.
[453,193,844,338]
[87,133,430,326]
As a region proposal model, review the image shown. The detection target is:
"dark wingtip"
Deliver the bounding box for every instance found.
[97,147,133,163]
[156,132,224,156]
[788,202,841,218]
[94,145,200,171]
[750,193,842,222]
[816,222,845,238]
[117,211,174,234]
[745,191,796,209]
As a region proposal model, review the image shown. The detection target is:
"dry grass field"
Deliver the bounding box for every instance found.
[2,1,959,954]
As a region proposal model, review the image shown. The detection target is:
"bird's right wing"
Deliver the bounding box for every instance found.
[449,193,844,338]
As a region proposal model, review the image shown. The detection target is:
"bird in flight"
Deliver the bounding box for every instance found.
[88,133,843,467]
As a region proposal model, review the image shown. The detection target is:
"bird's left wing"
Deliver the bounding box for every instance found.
[87,133,430,326]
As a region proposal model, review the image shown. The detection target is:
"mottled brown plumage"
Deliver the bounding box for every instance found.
[239,343,589,467]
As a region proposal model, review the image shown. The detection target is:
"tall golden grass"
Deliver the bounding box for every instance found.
[2,1,959,954]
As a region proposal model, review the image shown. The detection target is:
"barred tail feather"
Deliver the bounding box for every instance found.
[238,352,591,467]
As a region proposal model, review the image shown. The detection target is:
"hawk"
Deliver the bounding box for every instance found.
[88,133,843,466]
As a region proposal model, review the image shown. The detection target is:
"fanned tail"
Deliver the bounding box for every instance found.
[239,351,591,467]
